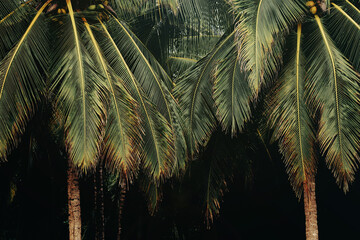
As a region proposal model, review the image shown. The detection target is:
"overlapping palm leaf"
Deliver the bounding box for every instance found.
[0,1,33,59]
[50,0,108,170]
[305,16,360,191]
[176,0,360,223]
[0,1,50,160]
[82,20,141,182]
[109,0,203,19]
[95,19,186,181]
[174,31,235,155]
[213,40,252,136]
[267,25,316,196]
[166,56,196,77]
[328,0,360,72]
[230,0,305,96]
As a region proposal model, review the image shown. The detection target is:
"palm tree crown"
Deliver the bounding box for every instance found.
[0,0,187,185]
[175,0,360,234]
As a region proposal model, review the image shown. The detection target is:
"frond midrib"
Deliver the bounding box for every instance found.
[67,0,87,162]
[315,15,343,159]
[295,24,306,182]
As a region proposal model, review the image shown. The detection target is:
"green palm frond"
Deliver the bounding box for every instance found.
[230,0,305,96]
[329,1,360,72]
[267,24,316,196]
[51,0,107,170]
[107,17,188,168]
[105,16,173,119]
[213,40,252,136]
[104,15,188,176]
[0,0,22,18]
[174,30,235,154]
[96,21,177,181]
[165,36,222,64]
[0,1,33,59]
[139,173,162,214]
[204,152,231,227]
[197,130,254,227]
[83,20,142,182]
[111,0,203,17]
[166,56,196,77]
[167,97,187,175]
[305,16,360,191]
[0,1,49,160]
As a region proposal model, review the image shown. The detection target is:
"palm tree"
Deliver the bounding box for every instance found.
[175,0,360,239]
[0,0,187,239]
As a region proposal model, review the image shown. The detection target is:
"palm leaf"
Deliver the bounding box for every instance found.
[0,0,22,18]
[83,20,142,182]
[0,1,33,59]
[174,30,235,154]
[166,56,196,77]
[230,0,305,96]
[213,40,252,136]
[0,1,50,160]
[96,21,176,181]
[102,16,188,176]
[104,16,173,119]
[51,0,107,170]
[196,130,253,227]
[204,152,231,227]
[328,1,360,72]
[139,173,162,214]
[109,0,203,19]
[267,24,316,196]
[305,16,360,191]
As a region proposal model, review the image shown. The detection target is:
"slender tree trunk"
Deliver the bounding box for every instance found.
[117,182,126,240]
[94,161,105,240]
[67,159,82,240]
[94,171,99,240]
[99,162,105,240]
[304,176,318,240]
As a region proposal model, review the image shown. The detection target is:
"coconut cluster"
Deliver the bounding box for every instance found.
[306,1,317,14]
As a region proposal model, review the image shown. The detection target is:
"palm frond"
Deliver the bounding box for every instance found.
[97,21,177,181]
[0,0,22,18]
[0,1,49,160]
[174,30,235,154]
[196,130,252,227]
[83,20,142,182]
[267,24,316,196]
[213,40,252,136]
[105,16,173,119]
[166,56,196,77]
[109,0,203,20]
[103,16,188,176]
[305,16,360,191]
[328,1,360,72]
[51,0,107,170]
[139,173,162,214]
[204,153,231,227]
[172,36,223,60]
[230,0,305,96]
[0,1,33,59]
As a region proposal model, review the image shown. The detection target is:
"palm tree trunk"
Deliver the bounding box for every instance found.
[67,159,82,240]
[304,176,318,240]
[99,162,105,240]
[94,172,99,240]
[117,182,126,240]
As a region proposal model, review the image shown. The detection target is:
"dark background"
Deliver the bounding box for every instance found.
[1,126,360,240]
